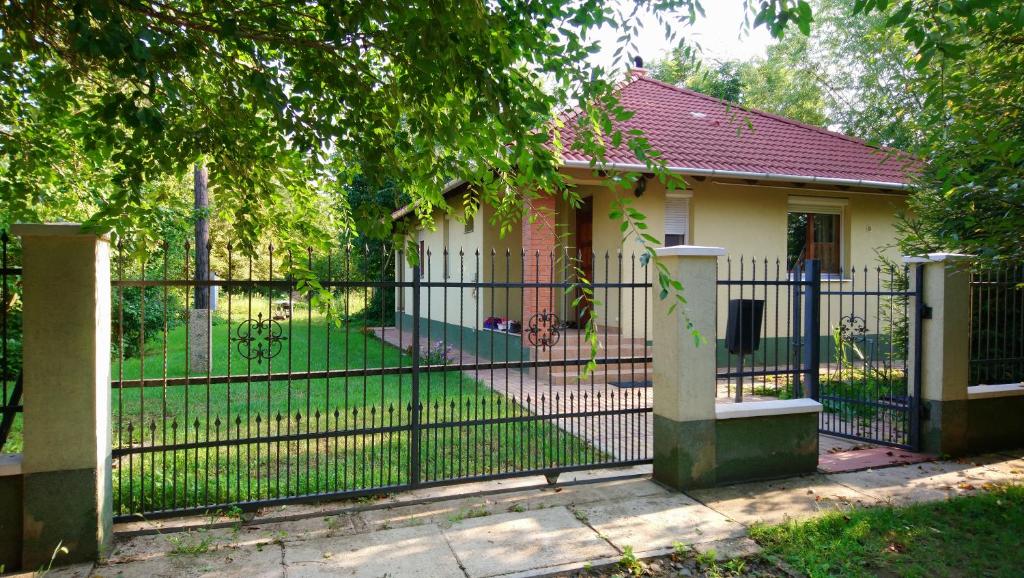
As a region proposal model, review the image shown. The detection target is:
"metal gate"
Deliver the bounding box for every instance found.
[111,240,652,520]
[815,261,923,450]
[716,258,923,450]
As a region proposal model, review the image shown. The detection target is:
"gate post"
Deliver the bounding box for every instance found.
[905,253,972,456]
[803,260,821,400]
[651,246,723,489]
[653,246,822,490]
[12,224,112,568]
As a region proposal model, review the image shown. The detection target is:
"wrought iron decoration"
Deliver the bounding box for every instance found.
[232,312,287,364]
[526,310,561,350]
[836,314,869,345]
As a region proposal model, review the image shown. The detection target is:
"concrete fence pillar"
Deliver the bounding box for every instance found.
[906,253,972,456]
[653,246,822,490]
[652,246,723,489]
[13,224,112,568]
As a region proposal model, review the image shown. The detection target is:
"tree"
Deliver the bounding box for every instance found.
[738,33,827,126]
[649,33,827,126]
[804,0,921,149]
[890,2,1024,261]
[0,2,826,245]
[650,48,742,102]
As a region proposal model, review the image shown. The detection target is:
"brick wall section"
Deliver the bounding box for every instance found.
[522,195,557,343]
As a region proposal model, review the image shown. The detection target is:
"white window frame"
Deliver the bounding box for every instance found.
[664,191,692,247]
[787,196,848,280]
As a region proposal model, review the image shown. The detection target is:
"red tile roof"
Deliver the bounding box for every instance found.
[558,73,916,186]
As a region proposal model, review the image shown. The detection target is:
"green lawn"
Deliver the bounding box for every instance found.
[751,485,1024,577]
[111,297,601,516]
[0,387,19,453]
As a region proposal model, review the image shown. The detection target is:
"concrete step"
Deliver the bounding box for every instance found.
[530,339,648,361]
[543,363,652,386]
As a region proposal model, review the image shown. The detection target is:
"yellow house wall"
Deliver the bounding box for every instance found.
[482,202,524,323]
[398,176,909,345]
[686,181,907,340]
[397,198,485,331]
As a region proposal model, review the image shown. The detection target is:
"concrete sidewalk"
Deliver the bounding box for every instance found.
[24,448,1024,578]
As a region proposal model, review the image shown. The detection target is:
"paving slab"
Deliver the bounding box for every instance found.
[108,511,367,565]
[691,537,762,561]
[828,460,1010,505]
[283,524,462,578]
[962,452,1024,478]
[5,562,95,578]
[689,474,880,526]
[818,447,935,474]
[575,494,746,555]
[443,507,617,578]
[98,544,284,578]
[818,435,876,455]
[360,477,667,531]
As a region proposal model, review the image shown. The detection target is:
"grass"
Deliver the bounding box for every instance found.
[750,484,1024,578]
[110,296,602,515]
[1,386,20,453]
[745,366,908,425]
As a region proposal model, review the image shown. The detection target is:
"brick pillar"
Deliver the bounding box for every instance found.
[522,195,557,343]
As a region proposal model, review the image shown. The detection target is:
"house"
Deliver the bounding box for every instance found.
[394,67,915,375]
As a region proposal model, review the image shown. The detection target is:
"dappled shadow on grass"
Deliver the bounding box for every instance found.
[750,484,1024,578]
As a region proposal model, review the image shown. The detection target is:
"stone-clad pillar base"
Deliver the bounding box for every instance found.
[188,308,213,373]
[653,416,716,489]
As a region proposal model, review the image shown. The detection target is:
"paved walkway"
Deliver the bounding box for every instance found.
[30,448,1024,578]
[374,327,653,462]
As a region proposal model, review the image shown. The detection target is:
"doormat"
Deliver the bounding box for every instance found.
[609,380,652,388]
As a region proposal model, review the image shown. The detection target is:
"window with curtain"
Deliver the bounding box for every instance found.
[787,210,842,274]
[664,195,689,246]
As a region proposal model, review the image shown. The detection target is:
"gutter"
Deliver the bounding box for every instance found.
[560,160,910,190]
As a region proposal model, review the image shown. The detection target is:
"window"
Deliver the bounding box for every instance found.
[664,194,690,246]
[787,199,844,275]
[464,215,474,234]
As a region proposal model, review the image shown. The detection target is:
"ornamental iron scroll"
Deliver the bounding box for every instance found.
[836,314,869,345]
[232,312,287,364]
[526,311,561,351]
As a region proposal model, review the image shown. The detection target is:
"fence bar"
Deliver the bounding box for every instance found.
[804,259,821,400]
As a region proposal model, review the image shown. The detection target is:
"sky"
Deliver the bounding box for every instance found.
[588,1,775,74]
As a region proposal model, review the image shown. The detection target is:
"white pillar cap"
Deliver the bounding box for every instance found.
[655,245,727,257]
[12,222,110,240]
[902,252,973,264]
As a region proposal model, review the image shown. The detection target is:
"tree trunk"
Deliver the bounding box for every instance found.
[194,164,210,309]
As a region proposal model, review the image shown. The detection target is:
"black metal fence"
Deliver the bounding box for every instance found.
[715,257,815,401]
[716,257,921,449]
[0,231,22,453]
[969,264,1024,386]
[111,240,651,519]
[819,262,919,449]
